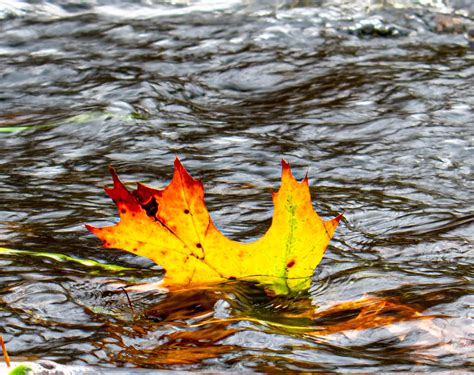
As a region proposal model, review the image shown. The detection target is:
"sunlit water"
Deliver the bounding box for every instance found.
[0,0,473,372]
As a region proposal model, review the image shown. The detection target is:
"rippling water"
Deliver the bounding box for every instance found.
[0,0,473,372]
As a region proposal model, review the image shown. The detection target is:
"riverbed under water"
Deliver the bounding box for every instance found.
[0,0,473,372]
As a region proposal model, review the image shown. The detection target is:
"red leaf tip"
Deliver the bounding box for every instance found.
[334,212,344,223]
[85,223,95,233]
[106,165,126,194]
[281,159,294,180]
[174,156,182,167]
[102,166,141,212]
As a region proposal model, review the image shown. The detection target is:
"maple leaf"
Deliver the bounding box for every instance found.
[86,158,341,294]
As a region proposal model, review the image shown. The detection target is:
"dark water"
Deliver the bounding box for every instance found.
[0,0,473,372]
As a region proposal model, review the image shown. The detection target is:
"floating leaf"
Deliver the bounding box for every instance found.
[87,158,341,294]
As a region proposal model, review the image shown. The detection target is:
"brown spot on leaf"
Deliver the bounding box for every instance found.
[287,259,295,268]
[184,209,190,214]
[141,197,158,219]
[196,243,202,248]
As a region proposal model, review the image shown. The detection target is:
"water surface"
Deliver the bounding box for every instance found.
[0,0,473,372]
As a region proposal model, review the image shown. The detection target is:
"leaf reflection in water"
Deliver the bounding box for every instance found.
[97,284,439,367]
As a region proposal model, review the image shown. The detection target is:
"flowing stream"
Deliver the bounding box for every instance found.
[0,0,473,372]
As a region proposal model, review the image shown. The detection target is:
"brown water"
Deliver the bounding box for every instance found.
[0,0,473,372]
